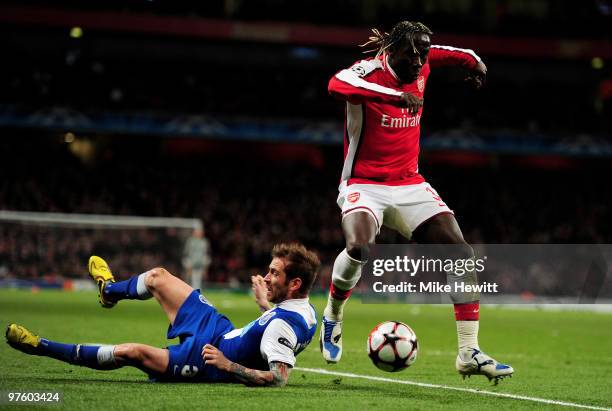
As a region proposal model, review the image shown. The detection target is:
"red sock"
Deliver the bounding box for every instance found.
[454,302,479,321]
[330,283,352,301]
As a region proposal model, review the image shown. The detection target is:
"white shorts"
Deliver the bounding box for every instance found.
[337,182,454,239]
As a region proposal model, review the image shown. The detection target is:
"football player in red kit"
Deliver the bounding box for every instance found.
[320,21,513,383]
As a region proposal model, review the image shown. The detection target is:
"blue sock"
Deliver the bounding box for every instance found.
[39,339,119,370]
[75,345,106,369]
[103,273,151,302]
[39,338,77,363]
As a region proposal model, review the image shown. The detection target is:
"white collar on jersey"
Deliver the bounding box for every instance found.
[274,298,316,328]
[385,54,400,81]
[276,298,310,310]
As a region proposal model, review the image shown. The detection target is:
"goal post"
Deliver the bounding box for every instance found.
[0,210,203,288]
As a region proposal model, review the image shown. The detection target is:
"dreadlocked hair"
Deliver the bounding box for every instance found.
[360,21,433,58]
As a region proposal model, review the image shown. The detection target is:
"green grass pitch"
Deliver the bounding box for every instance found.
[1,289,611,410]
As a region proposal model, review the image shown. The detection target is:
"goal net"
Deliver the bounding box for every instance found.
[0,210,202,289]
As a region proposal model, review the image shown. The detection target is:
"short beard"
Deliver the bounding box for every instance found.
[270,286,290,304]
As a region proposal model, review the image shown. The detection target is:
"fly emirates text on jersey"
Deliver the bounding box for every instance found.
[381,112,421,128]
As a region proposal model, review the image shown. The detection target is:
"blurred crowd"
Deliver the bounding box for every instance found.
[2,45,610,138]
[10,0,612,38]
[1,0,610,298]
[0,225,183,281]
[1,136,610,290]
[2,0,612,139]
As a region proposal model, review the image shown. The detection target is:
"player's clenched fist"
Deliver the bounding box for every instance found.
[400,92,423,115]
[251,275,266,302]
[465,61,487,89]
[251,274,272,311]
[202,344,231,371]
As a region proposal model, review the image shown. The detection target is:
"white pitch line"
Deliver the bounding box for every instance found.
[295,367,611,411]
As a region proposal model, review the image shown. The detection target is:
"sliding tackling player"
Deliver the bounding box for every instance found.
[7,243,319,387]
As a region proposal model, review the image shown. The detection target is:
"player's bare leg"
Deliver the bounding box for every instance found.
[89,256,193,325]
[143,267,193,324]
[113,343,169,374]
[6,323,169,374]
[321,212,376,363]
[413,213,513,383]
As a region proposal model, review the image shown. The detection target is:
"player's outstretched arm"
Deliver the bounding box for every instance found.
[202,344,291,387]
[428,45,487,89]
[251,274,273,312]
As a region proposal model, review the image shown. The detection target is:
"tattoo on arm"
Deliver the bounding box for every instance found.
[228,361,291,387]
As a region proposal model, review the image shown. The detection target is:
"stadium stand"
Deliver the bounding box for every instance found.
[1,136,610,287]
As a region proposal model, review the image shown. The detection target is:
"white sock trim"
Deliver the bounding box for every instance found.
[324,249,367,321]
[331,249,366,290]
[456,320,480,352]
[343,249,365,265]
[137,272,152,299]
[97,345,117,366]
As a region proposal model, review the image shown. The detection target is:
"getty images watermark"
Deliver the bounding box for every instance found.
[371,255,498,294]
[361,244,612,304]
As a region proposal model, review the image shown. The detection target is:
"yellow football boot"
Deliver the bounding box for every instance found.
[6,324,42,355]
[88,256,116,308]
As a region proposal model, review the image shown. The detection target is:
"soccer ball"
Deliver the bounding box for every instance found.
[367,321,418,372]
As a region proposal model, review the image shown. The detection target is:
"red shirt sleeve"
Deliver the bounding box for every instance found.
[428,45,481,69]
[328,59,403,105]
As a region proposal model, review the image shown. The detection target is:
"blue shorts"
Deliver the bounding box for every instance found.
[151,290,234,382]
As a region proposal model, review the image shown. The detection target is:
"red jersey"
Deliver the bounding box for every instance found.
[329,45,481,186]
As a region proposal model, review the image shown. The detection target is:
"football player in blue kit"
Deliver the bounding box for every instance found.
[6,243,320,387]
